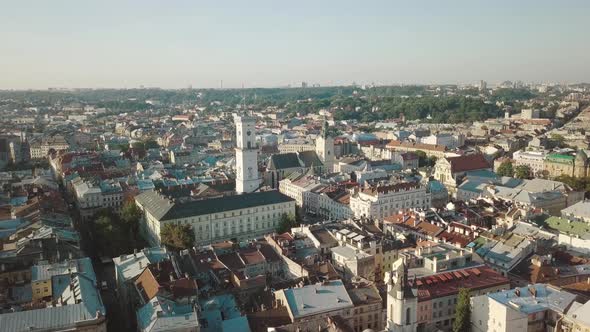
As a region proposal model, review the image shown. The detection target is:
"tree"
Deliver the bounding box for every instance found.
[550,133,567,148]
[496,161,514,177]
[160,223,195,250]
[121,200,142,237]
[91,212,129,257]
[453,288,471,332]
[514,165,531,179]
[276,213,298,234]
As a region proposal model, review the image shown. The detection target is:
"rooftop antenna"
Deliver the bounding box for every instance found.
[241,83,247,114]
[220,80,223,90]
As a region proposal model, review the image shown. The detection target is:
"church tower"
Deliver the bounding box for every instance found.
[235,115,260,194]
[386,258,418,332]
[315,120,335,173]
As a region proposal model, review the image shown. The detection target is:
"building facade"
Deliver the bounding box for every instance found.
[135,190,296,246]
[471,284,577,332]
[350,182,431,220]
[512,150,546,176]
[30,135,69,159]
[235,115,260,194]
[544,151,589,178]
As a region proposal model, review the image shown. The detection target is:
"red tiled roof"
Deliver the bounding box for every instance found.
[447,154,490,173]
[239,248,266,265]
[412,266,509,301]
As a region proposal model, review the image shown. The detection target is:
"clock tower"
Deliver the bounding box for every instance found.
[315,120,335,173]
[235,115,260,194]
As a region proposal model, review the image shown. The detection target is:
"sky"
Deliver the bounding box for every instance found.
[1,0,589,89]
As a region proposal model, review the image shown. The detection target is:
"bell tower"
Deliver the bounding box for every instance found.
[386,258,418,332]
[315,120,335,173]
[235,115,260,193]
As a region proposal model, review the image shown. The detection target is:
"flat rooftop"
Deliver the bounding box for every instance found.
[489,284,577,314]
[280,279,353,319]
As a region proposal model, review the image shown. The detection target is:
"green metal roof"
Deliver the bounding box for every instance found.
[545,216,590,238]
[547,153,574,160]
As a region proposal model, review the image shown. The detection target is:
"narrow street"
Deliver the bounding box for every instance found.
[62,186,126,332]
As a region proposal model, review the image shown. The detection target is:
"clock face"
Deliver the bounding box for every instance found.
[246,130,251,136]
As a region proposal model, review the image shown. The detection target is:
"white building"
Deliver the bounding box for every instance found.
[29,135,70,159]
[313,188,353,221]
[386,259,418,332]
[561,200,590,223]
[471,284,577,332]
[135,190,296,246]
[278,141,315,153]
[350,182,431,219]
[235,115,260,194]
[419,133,465,150]
[512,150,547,176]
[279,172,323,207]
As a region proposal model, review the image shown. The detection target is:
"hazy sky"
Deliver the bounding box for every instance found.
[1,0,589,89]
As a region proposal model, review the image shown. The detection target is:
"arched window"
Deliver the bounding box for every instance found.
[406,308,411,325]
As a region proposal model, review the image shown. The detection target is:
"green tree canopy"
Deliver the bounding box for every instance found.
[121,201,142,235]
[452,288,472,332]
[91,212,129,257]
[276,213,299,234]
[514,165,531,179]
[550,133,568,148]
[161,223,195,251]
[496,161,514,177]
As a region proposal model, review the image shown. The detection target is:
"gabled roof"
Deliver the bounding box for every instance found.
[267,153,302,170]
[298,150,323,168]
[135,190,294,221]
[447,154,490,173]
[267,151,324,170]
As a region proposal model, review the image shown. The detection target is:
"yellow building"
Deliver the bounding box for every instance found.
[31,278,52,301]
[544,150,589,178]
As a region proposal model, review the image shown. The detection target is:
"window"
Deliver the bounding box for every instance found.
[406,308,411,325]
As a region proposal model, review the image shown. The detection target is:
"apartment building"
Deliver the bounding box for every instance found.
[30,135,69,159]
[512,150,547,176]
[471,284,577,332]
[350,182,431,220]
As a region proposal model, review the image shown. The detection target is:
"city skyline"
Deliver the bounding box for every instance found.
[1,0,589,89]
